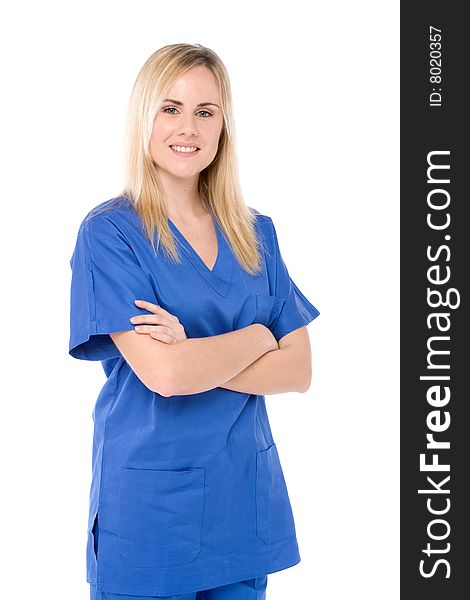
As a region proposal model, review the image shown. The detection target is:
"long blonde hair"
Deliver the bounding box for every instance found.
[116,43,263,275]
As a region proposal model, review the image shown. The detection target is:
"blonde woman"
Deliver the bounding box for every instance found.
[69,43,320,600]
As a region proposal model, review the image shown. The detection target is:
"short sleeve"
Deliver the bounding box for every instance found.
[68,215,158,361]
[268,218,320,342]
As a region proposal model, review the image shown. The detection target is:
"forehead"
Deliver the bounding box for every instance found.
[166,65,220,101]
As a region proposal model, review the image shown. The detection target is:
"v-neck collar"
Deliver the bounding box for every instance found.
[168,212,234,298]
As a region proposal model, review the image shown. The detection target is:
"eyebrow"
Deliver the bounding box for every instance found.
[162,98,220,109]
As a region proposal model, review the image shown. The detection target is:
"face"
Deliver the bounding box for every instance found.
[149,65,224,184]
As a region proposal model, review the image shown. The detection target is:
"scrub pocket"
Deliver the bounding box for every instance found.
[91,513,99,560]
[255,444,296,544]
[118,466,205,568]
[254,294,285,330]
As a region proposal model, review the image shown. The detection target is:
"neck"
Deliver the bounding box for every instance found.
[157,170,206,220]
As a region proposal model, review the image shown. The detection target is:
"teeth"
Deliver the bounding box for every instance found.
[171,145,198,153]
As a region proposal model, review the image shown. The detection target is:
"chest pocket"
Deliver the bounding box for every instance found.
[118,466,205,568]
[254,293,285,330]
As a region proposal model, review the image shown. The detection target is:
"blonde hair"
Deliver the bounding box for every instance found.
[116,43,263,275]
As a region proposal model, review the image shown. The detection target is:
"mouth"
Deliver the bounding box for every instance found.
[169,145,200,155]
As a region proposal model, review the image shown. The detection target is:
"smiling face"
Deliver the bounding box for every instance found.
[149,65,224,185]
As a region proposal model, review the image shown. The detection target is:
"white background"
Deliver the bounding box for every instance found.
[0,1,399,598]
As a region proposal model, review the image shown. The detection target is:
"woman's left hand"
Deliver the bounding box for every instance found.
[130,300,187,344]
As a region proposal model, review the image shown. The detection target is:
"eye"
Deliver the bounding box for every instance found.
[163,106,178,115]
[162,106,213,118]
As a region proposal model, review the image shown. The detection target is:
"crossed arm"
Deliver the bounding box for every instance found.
[110,304,312,397]
[219,325,311,395]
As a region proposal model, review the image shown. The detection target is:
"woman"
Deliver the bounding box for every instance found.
[69,43,320,600]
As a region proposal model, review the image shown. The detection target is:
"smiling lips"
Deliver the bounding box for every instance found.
[170,145,200,155]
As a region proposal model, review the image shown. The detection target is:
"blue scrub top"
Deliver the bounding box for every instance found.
[68,196,320,596]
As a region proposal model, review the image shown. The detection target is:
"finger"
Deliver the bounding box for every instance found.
[149,330,177,344]
[134,299,161,314]
[134,326,175,344]
[130,314,160,324]
[134,325,159,333]
[134,300,179,322]
[131,314,179,328]
[134,324,174,337]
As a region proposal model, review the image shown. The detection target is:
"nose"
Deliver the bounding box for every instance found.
[178,112,199,137]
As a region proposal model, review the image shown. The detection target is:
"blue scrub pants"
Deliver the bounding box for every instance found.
[90,524,268,599]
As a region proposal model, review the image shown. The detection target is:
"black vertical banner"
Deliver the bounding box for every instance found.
[401,3,469,599]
